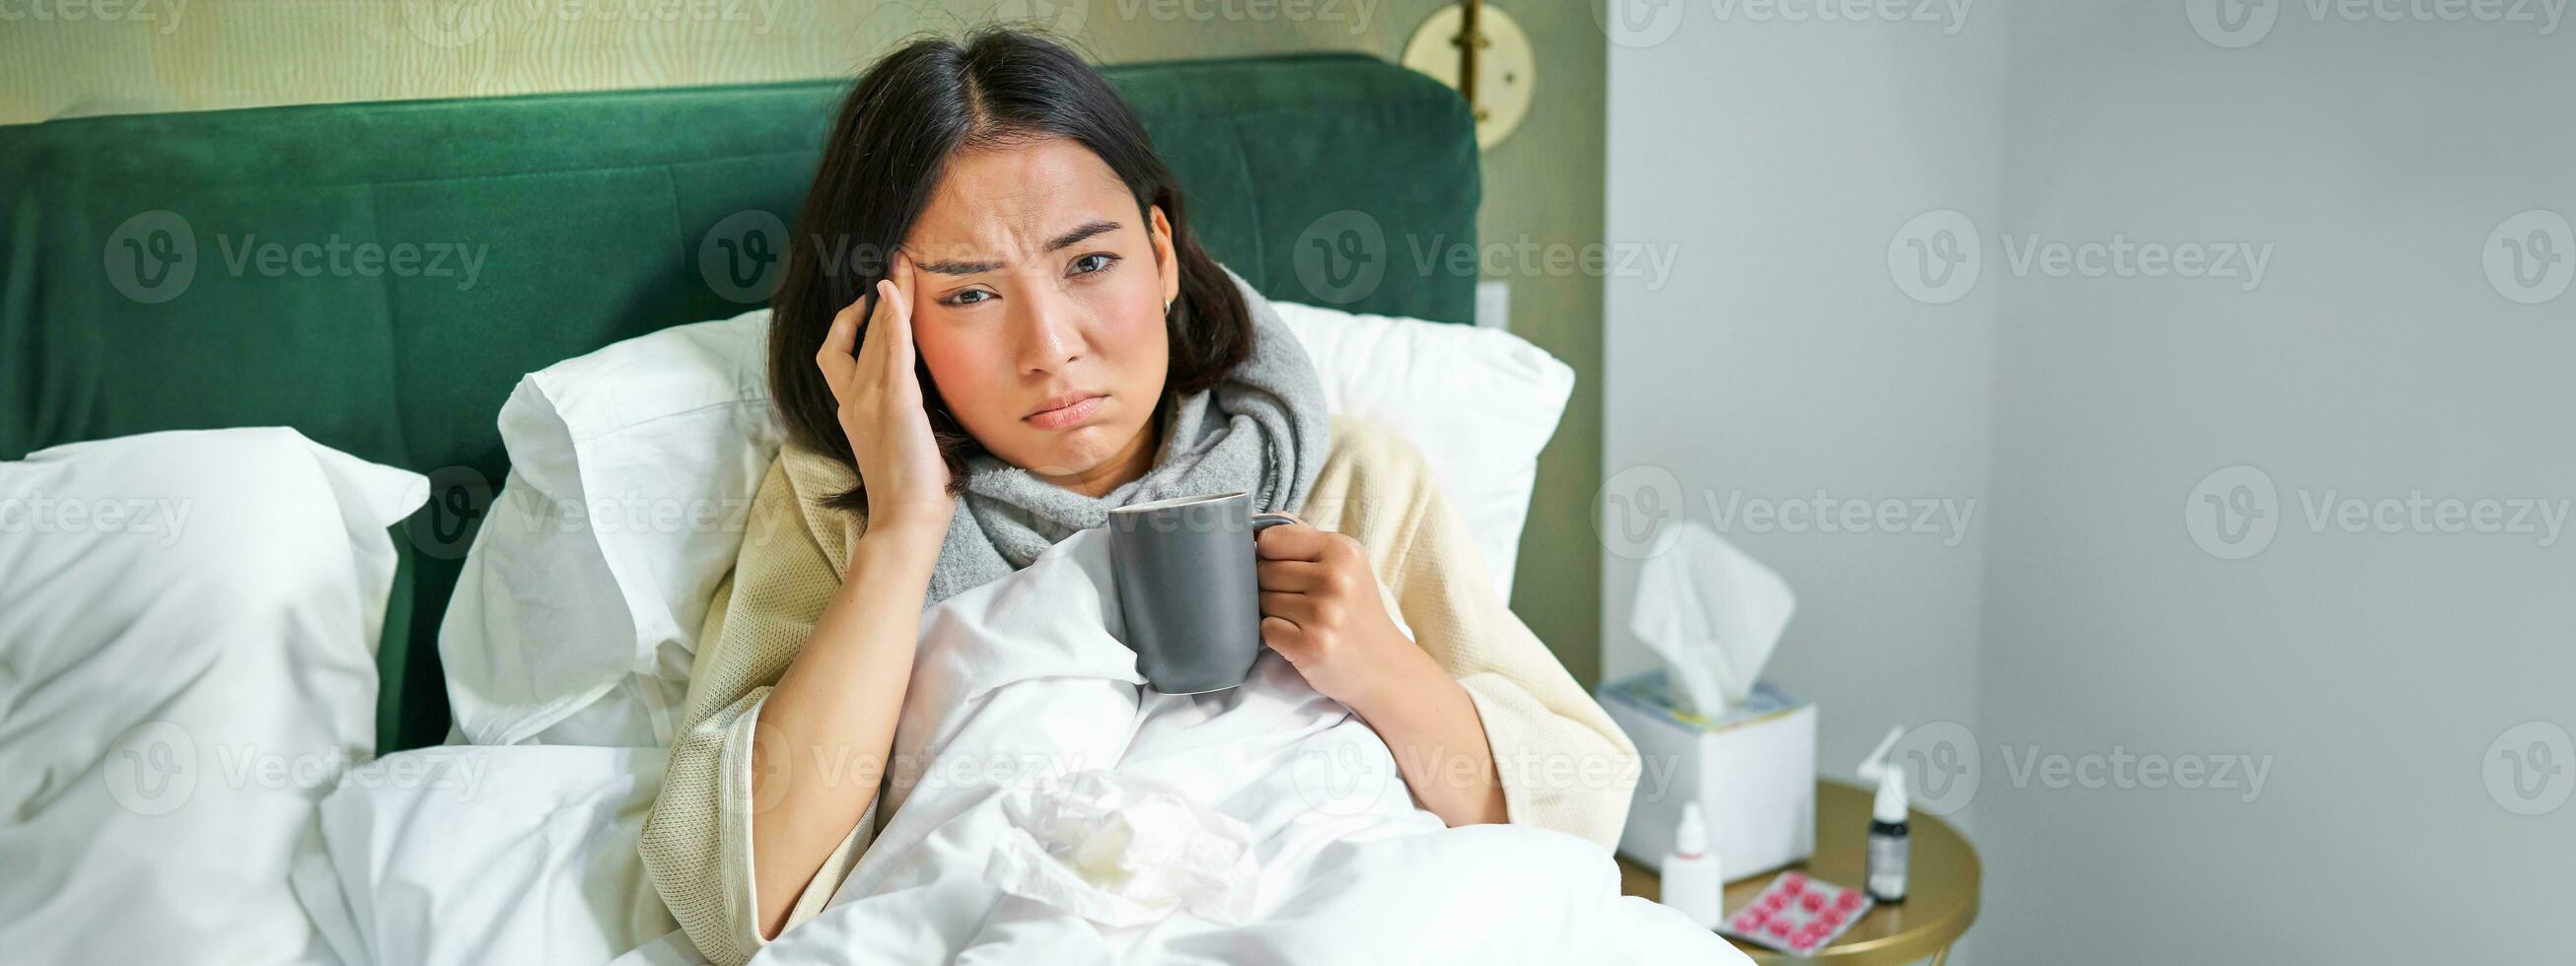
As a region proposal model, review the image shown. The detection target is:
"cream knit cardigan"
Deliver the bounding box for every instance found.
[638,414,1641,966]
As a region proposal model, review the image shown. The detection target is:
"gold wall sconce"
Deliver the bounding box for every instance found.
[1401,1,1536,151]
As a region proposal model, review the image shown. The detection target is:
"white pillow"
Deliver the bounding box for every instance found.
[1271,301,1574,600]
[443,300,1571,749]
[0,428,427,965]
[292,745,678,966]
[440,309,782,747]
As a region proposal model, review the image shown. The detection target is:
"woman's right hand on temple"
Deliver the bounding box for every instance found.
[816,250,956,535]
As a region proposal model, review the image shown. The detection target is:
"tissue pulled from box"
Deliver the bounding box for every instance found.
[983,769,1260,928]
[1627,520,1795,717]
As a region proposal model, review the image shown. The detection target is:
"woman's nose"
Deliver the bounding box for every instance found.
[1014,291,1084,375]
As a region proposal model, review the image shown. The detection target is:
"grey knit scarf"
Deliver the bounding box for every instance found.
[922,265,1329,607]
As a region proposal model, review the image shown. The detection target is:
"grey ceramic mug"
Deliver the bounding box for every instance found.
[1106,491,1297,694]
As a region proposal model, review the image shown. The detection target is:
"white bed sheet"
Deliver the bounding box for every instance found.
[315,528,1746,966]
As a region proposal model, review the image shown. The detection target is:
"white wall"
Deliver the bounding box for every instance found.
[1599,0,2011,846]
[1610,2,2576,962]
[1974,4,2576,963]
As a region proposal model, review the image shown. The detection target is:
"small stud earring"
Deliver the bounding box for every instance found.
[1164,298,1174,314]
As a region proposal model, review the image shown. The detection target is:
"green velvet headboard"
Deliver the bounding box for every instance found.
[0,52,1479,752]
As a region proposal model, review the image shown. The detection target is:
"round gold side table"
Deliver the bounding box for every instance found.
[1618,780,1980,965]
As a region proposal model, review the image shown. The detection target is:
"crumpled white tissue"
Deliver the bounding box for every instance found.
[1628,519,1796,718]
[982,769,1261,928]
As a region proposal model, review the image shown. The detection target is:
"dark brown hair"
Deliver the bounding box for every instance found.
[767,27,1252,513]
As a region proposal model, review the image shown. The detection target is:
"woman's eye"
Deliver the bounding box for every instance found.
[1070,252,1117,276]
[943,289,992,307]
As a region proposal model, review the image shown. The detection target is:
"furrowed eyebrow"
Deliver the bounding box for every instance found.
[1044,218,1120,251]
[910,254,1001,276]
[904,219,1119,276]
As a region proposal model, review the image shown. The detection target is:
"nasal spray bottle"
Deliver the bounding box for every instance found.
[1661,800,1726,929]
[1856,725,1910,904]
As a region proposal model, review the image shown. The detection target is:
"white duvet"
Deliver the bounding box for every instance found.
[311,526,1747,966]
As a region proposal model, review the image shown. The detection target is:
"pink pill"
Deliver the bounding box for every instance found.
[1780,873,1808,894]
[1801,892,1826,912]
[1836,890,1866,911]
[1763,892,1790,911]
[1768,921,1793,938]
[1820,909,1845,928]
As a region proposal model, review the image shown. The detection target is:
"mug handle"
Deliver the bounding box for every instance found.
[1252,512,1299,533]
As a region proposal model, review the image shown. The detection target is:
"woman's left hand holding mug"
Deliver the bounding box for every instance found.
[1253,519,1431,712]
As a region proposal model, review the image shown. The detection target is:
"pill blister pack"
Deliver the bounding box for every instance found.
[1715,871,1874,956]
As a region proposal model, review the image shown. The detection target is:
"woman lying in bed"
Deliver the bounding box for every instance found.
[637,28,1639,966]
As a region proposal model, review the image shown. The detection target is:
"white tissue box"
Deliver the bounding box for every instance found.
[1601,671,1815,881]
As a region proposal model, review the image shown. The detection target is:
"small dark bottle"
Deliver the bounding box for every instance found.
[1865,764,1909,904]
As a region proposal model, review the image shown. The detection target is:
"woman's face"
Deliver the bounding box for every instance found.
[901,137,1179,496]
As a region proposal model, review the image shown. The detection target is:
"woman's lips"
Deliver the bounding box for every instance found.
[1025,393,1105,431]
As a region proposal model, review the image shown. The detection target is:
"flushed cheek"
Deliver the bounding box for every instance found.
[914,331,1018,431]
[1087,301,1169,392]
